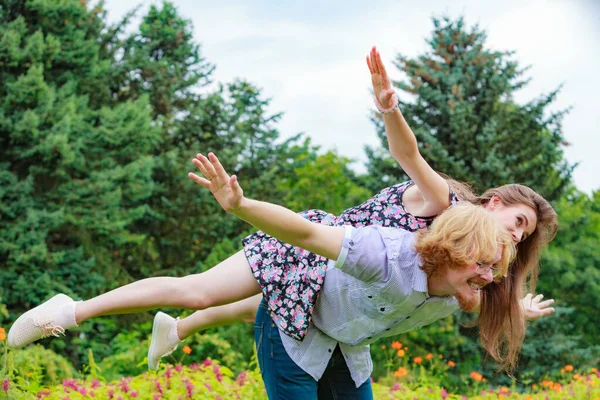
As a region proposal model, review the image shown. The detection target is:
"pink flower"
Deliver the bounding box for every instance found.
[391,383,401,391]
[235,371,247,386]
[174,364,183,372]
[119,378,130,393]
[184,379,194,398]
[62,379,78,391]
[131,391,138,398]
[204,383,213,392]
[213,365,223,382]
[78,387,87,396]
[153,395,162,400]
[155,380,164,395]
[2,379,9,393]
[441,388,448,399]
[202,359,213,367]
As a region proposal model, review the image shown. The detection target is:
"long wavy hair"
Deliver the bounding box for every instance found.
[474,184,558,372]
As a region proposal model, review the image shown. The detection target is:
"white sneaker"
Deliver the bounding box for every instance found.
[148,311,181,370]
[8,294,75,348]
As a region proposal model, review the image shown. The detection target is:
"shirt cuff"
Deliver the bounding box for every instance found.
[334,225,354,269]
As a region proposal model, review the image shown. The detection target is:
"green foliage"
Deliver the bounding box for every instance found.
[7,345,76,386]
[364,16,573,200]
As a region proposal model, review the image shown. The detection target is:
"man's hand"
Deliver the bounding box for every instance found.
[188,152,244,213]
[521,293,555,320]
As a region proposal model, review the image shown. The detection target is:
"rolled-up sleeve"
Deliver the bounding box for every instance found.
[334,225,389,283]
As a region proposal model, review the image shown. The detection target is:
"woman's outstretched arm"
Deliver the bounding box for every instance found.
[367,46,450,215]
[189,152,344,261]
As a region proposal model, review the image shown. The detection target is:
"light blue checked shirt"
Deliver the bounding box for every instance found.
[279,225,459,387]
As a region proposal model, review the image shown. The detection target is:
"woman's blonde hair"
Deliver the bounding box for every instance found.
[415,203,516,278]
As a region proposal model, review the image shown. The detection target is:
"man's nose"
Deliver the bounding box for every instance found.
[479,269,494,283]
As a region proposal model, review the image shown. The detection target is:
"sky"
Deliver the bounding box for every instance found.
[102,0,600,194]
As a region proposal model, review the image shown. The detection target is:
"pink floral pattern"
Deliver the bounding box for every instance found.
[242,181,459,340]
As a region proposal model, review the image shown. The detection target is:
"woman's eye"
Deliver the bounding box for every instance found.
[516,217,523,226]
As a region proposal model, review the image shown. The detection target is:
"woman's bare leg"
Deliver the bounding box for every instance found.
[76,251,258,324]
[177,294,262,340]
[8,251,260,348]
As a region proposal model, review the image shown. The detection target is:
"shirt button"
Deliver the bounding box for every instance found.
[380,307,385,312]
[393,252,399,257]
[328,349,332,353]
[367,295,373,299]
[349,240,355,246]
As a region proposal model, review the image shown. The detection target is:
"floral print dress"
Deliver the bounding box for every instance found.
[242,181,459,341]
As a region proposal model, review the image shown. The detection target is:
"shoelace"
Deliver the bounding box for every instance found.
[36,323,66,339]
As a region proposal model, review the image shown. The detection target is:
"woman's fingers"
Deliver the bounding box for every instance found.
[537,299,555,309]
[192,157,212,180]
[197,153,219,182]
[188,172,211,188]
[208,153,230,182]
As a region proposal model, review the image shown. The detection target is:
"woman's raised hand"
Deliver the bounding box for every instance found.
[188,152,244,212]
[366,46,396,109]
[521,293,555,320]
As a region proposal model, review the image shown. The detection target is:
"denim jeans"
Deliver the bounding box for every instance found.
[254,299,373,400]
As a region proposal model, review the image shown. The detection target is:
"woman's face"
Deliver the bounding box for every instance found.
[485,195,538,243]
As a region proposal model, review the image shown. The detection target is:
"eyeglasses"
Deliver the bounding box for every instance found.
[475,262,503,277]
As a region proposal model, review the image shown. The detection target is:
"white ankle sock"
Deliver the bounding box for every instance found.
[54,301,79,329]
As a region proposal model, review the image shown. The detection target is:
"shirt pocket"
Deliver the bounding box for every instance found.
[349,288,394,319]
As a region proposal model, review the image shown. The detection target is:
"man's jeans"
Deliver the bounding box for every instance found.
[254,299,373,400]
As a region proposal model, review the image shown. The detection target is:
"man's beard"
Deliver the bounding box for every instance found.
[455,289,479,312]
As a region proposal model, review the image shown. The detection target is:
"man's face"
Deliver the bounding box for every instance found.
[445,246,503,312]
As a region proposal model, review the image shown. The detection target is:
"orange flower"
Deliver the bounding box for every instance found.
[413,356,423,365]
[552,382,562,393]
[381,345,386,350]
[573,374,581,381]
[469,371,483,382]
[393,367,408,377]
[182,345,192,355]
[564,364,574,372]
[499,386,509,393]
[438,354,443,359]
[391,341,402,350]
[560,368,565,374]
[447,360,456,368]
[426,353,433,360]
[531,384,538,390]
[397,349,405,357]
[591,368,597,373]
[0,327,6,341]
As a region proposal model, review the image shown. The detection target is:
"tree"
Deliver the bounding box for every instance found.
[364,16,573,201]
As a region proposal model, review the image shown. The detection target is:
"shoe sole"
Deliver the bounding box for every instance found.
[148,311,170,370]
[8,293,73,348]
